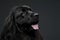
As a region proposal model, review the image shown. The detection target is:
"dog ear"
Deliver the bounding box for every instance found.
[1,6,18,34]
[10,6,25,33]
[0,10,15,40]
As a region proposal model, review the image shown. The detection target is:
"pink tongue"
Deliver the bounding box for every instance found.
[31,24,39,30]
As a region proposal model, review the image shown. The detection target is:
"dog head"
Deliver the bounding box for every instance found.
[5,5,39,33]
[13,5,39,32]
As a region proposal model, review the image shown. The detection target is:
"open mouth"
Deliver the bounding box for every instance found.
[31,17,39,30]
[31,23,39,30]
[31,20,39,30]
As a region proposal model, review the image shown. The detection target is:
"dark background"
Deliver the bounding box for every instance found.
[0,0,60,40]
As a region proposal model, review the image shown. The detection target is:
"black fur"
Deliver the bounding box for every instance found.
[0,5,43,40]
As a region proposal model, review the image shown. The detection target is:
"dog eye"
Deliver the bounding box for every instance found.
[16,13,23,19]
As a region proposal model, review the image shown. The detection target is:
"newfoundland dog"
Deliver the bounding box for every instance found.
[0,5,43,40]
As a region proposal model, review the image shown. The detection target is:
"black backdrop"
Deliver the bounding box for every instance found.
[0,0,60,40]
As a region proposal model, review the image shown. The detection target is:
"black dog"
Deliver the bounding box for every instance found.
[0,5,43,40]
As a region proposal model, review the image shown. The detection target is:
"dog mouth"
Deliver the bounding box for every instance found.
[31,24,39,30]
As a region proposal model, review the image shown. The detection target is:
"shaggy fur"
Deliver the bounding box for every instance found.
[0,5,43,40]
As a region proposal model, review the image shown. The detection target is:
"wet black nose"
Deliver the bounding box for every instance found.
[30,12,39,17]
[34,13,39,16]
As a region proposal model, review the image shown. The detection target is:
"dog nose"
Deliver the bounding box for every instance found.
[34,13,38,16]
